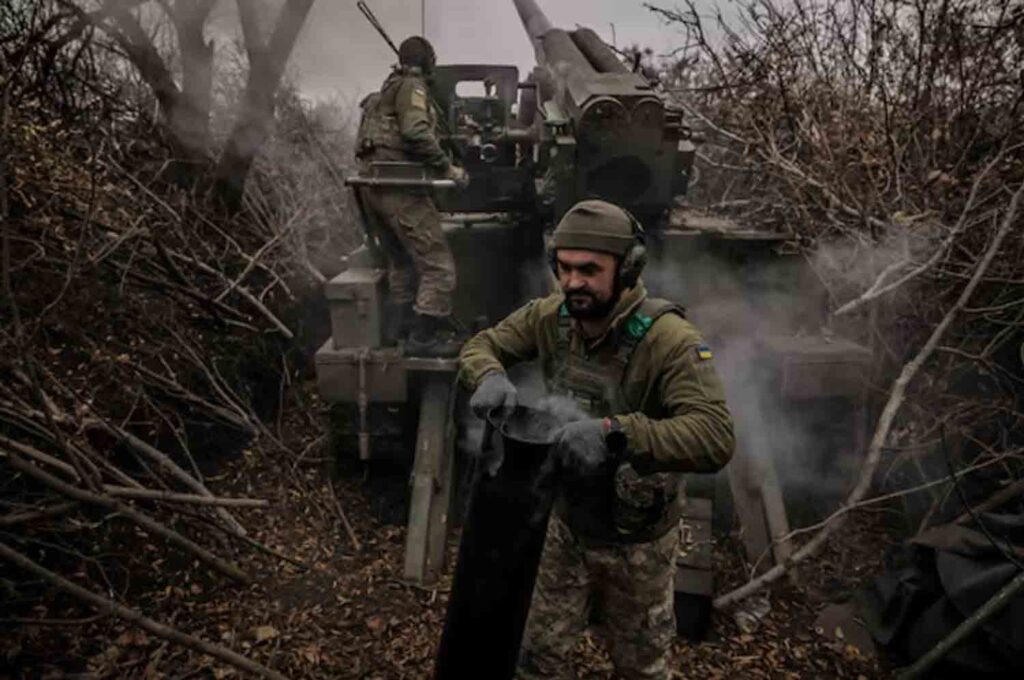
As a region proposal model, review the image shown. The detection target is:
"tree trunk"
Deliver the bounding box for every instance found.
[168,0,216,180]
[74,1,215,179]
[213,0,316,211]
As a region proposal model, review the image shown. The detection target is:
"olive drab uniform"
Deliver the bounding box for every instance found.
[549,298,689,546]
[459,282,735,680]
[355,67,455,318]
[527,298,686,680]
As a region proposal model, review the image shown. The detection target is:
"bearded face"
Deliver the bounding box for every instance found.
[555,249,621,319]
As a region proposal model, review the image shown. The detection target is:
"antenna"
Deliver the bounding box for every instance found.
[357,1,400,56]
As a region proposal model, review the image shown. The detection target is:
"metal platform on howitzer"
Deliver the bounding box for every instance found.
[315,342,457,404]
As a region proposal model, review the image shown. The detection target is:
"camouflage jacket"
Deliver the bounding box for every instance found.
[459,282,735,542]
[356,68,449,170]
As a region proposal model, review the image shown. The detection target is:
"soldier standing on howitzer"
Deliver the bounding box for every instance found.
[459,199,736,680]
[355,36,468,358]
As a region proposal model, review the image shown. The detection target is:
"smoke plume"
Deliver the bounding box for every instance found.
[643,241,871,517]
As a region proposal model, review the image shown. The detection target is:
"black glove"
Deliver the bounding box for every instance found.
[470,371,518,420]
[552,418,612,473]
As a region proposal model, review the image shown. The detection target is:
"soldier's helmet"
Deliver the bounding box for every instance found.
[398,36,437,72]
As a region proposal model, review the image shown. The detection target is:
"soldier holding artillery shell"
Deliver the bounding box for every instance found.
[459,199,735,680]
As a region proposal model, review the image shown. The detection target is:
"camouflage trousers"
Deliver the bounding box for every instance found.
[358,187,455,317]
[517,513,680,680]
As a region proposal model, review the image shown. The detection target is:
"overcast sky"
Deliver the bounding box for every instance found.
[274,0,719,101]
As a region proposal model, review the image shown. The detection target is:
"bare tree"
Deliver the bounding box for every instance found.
[60,0,217,168]
[214,0,316,210]
[60,0,315,203]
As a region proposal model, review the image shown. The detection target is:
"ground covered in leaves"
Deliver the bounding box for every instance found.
[1,385,901,679]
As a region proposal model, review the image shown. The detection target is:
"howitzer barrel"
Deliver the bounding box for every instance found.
[512,0,553,46]
[572,28,630,74]
[513,0,595,73]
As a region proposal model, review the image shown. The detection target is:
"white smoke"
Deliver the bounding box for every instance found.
[643,241,872,515]
[532,394,589,425]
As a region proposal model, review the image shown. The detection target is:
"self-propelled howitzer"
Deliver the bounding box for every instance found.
[323,3,873,649]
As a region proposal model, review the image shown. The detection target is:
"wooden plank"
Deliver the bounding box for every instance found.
[760,461,795,580]
[403,374,455,585]
[725,439,795,577]
[428,378,457,581]
[726,444,774,574]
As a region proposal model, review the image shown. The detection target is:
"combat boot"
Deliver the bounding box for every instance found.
[383,301,415,346]
[406,314,462,358]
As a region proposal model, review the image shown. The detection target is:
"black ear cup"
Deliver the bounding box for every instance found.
[618,210,646,289]
[546,235,558,277]
[619,242,647,288]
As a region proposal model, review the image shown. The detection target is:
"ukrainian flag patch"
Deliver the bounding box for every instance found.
[696,344,713,360]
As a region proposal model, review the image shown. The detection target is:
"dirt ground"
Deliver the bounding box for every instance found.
[1,386,897,679]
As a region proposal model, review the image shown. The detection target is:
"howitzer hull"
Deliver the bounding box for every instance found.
[434,407,560,680]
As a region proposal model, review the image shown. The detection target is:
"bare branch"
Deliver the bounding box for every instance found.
[715,179,1024,609]
[832,147,1016,317]
[9,452,251,583]
[0,540,288,680]
[102,486,269,507]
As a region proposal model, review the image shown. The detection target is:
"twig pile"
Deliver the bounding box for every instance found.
[0,6,360,674]
[649,0,1024,604]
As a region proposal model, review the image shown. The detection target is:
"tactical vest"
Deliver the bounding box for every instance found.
[355,69,437,160]
[548,296,688,545]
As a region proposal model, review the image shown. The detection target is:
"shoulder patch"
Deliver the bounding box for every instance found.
[410,87,428,111]
[696,344,713,360]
